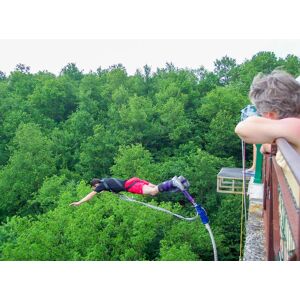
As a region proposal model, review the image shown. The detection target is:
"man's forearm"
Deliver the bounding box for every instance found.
[78,191,97,204]
[235,116,277,144]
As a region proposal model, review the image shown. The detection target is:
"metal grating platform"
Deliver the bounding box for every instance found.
[217,168,252,194]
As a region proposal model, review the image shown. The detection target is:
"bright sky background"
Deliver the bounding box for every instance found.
[1,1,299,76]
[1,39,300,76]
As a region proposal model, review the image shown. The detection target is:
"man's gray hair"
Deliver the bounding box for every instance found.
[249,70,300,119]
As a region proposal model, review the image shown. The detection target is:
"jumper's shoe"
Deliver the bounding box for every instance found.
[158,176,190,193]
[178,175,190,190]
[171,176,186,192]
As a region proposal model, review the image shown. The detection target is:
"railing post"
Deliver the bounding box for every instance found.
[271,160,280,259]
[264,153,274,260]
[263,144,278,260]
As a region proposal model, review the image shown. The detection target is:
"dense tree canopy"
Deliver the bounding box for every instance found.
[0,52,299,261]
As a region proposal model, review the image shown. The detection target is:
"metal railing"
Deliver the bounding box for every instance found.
[263,138,300,260]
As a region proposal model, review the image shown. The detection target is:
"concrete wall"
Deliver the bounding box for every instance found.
[243,178,266,261]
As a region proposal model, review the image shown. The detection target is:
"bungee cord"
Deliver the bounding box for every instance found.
[118,194,198,221]
[117,187,218,261]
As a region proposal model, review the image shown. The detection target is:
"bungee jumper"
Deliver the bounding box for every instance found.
[70,175,218,260]
[69,175,190,206]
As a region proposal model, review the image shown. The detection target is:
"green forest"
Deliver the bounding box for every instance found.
[0,52,299,261]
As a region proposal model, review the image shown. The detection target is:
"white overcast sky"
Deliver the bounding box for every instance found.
[1,39,300,75]
[1,1,299,76]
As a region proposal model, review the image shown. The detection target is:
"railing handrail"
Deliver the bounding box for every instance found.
[276,138,300,186]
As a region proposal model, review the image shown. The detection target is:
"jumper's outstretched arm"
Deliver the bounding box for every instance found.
[70,191,97,206]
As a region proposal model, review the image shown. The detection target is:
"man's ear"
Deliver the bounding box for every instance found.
[263,112,278,120]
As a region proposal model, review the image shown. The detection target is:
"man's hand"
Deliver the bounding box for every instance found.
[260,143,271,154]
[69,201,82,207]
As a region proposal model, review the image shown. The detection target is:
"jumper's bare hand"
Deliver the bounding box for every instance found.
[69,202,81,207]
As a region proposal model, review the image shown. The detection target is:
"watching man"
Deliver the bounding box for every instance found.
[235,70,300,155]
